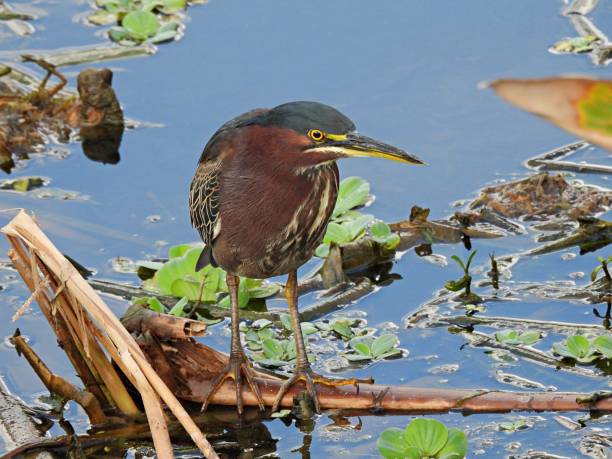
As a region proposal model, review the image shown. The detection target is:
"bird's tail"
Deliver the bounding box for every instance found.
[195,245,217,271]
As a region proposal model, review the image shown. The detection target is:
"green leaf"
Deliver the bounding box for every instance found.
[280,313,293,331]
[147,297,166,313]
[347,213,374,240]
[262,338,284,359]
[495,330,541,345]
[168,296,188,317]
[372,334,399,358]
[286,340,296,361]
[271,409,291,418]
[345,353,373,361]
[450,255,466,272]
[464,250,478,271]
[593,335,612,359]
[315,243,330,258]
[218,280,251,308]
[518,331,541,345]
[161,0,187,11]
[499,419,528,432]
[301,322,318,335]
[331,320,353,340]
[323,222,352,244]
[247,281,281,298]
[384,232,401,249]
[121,10,160,40]
[377,349,403,360]
[371,220,391,239]
[251,318,272,329]
[353,342,372,356]
[154,247,203,294]
[551,35,598,54]
[333,177,370,218]
[438,428,467,459]
[258,328,274,341]
[404,418,448,458]
[444,276,469,292]
[148,28,178,44]
[566,335,591,358]
[168,244,193,259]
[109,26,131,42]
[553,336,599,363]
[591,265,603,282]
[377,427,416,459]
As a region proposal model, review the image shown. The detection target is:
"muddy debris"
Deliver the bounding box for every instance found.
[0,59,124,172]
[469,172,610,221]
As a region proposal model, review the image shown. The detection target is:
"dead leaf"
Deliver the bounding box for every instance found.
[489,77,612,152]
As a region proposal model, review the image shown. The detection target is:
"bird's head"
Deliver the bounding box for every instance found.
[241,101,425,169]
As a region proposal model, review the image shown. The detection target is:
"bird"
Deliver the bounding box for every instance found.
[189,101,424,414]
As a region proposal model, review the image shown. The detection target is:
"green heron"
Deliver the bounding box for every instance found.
[189,101,424,414]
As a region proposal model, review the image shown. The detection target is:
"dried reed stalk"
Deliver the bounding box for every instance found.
[3,211,219,459]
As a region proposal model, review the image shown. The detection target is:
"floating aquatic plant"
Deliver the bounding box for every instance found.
[552,335,612,363]
[316,177,399,257]
[138,244,280,308]
[344,334,402,362]
[377,418,467,459]
[495,329,542,346]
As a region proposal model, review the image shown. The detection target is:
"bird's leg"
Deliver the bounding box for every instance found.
[201,273,265,414]
[271,271,361,413]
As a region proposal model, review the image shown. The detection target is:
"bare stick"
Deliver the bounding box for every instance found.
[11,332,107,424]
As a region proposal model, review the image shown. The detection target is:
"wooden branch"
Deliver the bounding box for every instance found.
[135,332,612,413]
[120,304,207,340]
[11,332,107,424]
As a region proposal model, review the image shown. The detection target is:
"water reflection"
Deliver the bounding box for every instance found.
[77,68,124,165]
[80,123,123,164]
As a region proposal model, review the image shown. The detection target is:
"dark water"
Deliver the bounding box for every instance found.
[1,0,611,457]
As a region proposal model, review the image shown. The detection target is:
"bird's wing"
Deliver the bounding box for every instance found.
[189,108,269,270]
[189,159,221,268]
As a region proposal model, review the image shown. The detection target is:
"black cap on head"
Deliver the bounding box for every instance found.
[244,101,356,135]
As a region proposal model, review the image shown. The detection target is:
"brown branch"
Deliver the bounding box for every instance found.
[140,335,612,413]
[11,332,107,425]
[120,304,207,340]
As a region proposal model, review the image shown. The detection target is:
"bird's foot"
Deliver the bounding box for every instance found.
[201,352,265,415]
[271,365,370,413]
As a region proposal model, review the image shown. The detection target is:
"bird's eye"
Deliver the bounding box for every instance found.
[308,129,325,142]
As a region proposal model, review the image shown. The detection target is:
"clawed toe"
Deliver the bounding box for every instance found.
[201,355,265,415]
[271,367,362,413]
